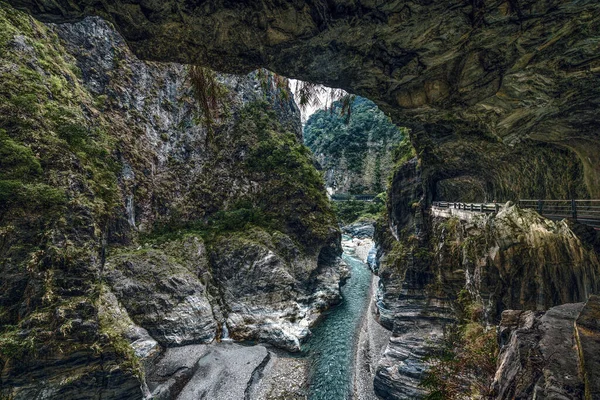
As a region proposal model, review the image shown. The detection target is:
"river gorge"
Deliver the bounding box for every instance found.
[2,1,600,399]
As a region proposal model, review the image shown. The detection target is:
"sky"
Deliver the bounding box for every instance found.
[288,78,348,124]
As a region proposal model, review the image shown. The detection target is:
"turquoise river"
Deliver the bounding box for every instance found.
[305,236,374,400]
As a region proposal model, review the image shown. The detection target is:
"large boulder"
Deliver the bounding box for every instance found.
[105,236,218,347]
[209,228,345,352]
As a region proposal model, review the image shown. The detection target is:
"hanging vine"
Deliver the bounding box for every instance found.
[187,65,228,145]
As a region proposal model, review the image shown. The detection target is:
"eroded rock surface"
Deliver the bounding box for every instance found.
[105,238,217,347]
[146,343,270,400]
[493,305,584,399]
[251,352,310,400]
[491,297,600,399]
[10,0,600,200]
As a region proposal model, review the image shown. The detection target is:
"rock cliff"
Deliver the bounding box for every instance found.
[372,201,600,398]
[429,205,600,316]
[0,6,344,398]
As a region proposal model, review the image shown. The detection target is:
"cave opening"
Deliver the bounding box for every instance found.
[3,1,600,399]
[292,80,406,197]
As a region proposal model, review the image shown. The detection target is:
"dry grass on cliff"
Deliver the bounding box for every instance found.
[421,325,498,399]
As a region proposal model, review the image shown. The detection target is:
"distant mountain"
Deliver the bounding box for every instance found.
[304,96,405,194]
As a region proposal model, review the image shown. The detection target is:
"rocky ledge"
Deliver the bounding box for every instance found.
[373,204,600,399]
[493,295,600,399]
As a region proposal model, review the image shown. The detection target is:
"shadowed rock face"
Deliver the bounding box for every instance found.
[8,0,600,197]
[429,205,600,316]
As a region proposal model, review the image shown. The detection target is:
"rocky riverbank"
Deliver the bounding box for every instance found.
[339,227,392,400]
[343,237,374,264]
[252,351,310,399]
[125,340,311,400]
[146,343,270,399]
[132,230,383,400]
[353,275,392,400]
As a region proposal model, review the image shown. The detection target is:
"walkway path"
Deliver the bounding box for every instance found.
[432,200,600,229]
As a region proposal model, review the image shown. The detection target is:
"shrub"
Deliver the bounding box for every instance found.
[57,122,88,148]
[333,198,385,224]
[0,326,35,359]
[421,291,499,399]
[0,129,42,179]
[392,135,416,166]
[0,180,66,210]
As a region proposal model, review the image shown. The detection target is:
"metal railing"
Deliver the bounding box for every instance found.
[432,201,501,213]
[519,199,600,229]
[432,200,600,229]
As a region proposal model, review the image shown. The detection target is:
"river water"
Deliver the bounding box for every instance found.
[304,236,374,400]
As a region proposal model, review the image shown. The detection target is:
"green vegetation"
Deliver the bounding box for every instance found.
[0,294,102,367]
[141,205,269,246]
[97,285,144,379]
[0,3,118,221]
[391,135,416,167]
[332,195,385,225]
[304,96,405,192]
[0,119,67,215]
[0,180,66,212]
[0,325,35,359]
[143,99,336,252]
[241,101,336,248]
[187,65,229,142]
[0,2,122,375]
[0,129,42,178]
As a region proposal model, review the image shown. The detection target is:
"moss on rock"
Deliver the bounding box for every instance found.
[0,4,342,397]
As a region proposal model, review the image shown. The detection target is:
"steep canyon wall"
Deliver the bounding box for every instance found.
[0,6,344,398]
